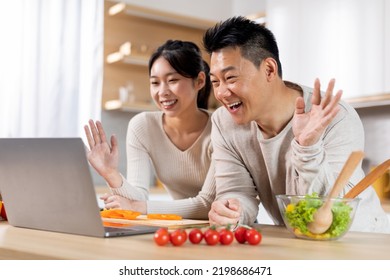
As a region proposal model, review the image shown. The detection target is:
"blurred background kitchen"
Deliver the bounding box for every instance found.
[0,0,389,216]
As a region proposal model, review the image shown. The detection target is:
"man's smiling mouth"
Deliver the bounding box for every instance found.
[228,101,242,110]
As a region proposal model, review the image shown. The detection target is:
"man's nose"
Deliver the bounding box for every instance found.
[215,82,231,99]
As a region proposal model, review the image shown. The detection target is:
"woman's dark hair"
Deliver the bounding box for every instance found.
[203,16,282,77]
[148,40,211,109]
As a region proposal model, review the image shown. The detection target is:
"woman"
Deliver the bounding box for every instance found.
[84,40,215,219]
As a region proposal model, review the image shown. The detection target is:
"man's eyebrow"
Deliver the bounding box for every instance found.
[210,66,236,77]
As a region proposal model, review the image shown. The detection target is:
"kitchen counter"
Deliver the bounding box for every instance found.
[0,221,389,260]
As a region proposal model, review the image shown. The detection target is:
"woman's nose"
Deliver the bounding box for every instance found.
[158,83,170,96]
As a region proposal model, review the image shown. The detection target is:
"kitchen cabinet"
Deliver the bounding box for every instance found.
[103,0,217,112]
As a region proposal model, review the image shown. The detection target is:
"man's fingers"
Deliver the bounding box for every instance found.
[295,96,305,115]
[311,78,321,105]
[321,78,336,108]
[322,89,342,117]
[208,200,240,226]
[209,209,239,226]
[227,198,240,212]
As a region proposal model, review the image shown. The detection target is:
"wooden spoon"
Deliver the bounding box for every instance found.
[344,159,390,199]
[307,151,364,234]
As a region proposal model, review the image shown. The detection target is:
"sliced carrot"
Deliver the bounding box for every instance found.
[100,209,141,220]
[103,221,132,227]
[146,213,182,220]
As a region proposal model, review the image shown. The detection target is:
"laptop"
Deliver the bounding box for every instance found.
[0,137,159,237]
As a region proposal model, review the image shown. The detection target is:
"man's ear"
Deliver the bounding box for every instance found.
[263,57,278,81]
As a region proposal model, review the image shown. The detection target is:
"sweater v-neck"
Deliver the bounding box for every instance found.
[159,110,211,153]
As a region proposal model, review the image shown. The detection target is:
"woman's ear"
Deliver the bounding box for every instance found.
[263,57,278,81]
[196,71,206,89]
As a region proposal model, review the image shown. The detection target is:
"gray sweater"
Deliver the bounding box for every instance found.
[211,85,390,233]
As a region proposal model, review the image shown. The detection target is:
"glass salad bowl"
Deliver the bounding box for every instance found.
[276,194,360,241]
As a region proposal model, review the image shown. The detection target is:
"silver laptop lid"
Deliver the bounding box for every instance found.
[0,138,158,237]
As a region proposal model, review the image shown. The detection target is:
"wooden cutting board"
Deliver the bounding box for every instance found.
[102,215,209,229]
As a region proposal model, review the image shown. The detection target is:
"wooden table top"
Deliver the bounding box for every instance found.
[1,221,389,260]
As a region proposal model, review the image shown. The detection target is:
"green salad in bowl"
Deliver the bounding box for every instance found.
[276,194,360,240]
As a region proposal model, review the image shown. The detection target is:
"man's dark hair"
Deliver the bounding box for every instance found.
[203,16,282,77]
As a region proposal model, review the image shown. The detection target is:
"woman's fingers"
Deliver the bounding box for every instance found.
[88,119,101,145]
[84,121,94,149]
[95,121,108,144]
[101,194,121,209]
[85,119,110,148]
[110,134,119,157]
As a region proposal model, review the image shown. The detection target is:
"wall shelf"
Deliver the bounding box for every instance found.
[108,1,216,29]
[106,52,149,66]
[345,93,390,109]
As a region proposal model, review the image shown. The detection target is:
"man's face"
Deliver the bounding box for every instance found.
[209,47,266,125]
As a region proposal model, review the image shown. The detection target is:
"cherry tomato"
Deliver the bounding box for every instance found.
[153,228,170,246]
[219,228,234,245]
[189,228,203,244]
[170,229,187,246]
[0,202,6,220]
[234,226,247,244]
[245,228,262,245]
[204,228,220,246]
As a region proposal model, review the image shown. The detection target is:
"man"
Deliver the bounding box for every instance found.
[203,16,389,233]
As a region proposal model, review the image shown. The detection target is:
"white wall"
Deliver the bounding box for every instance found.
[385,0,390,91]
[120,0,266,21]
[232,0,266,17]
[120,0,232,22]
[266,0,389,99]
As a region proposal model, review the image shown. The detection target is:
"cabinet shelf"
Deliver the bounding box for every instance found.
[345,93,390,108]
[108,1,216,29]
[106,52,149,66]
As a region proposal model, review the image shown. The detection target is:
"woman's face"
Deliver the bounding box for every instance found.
[150,57,199,117]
